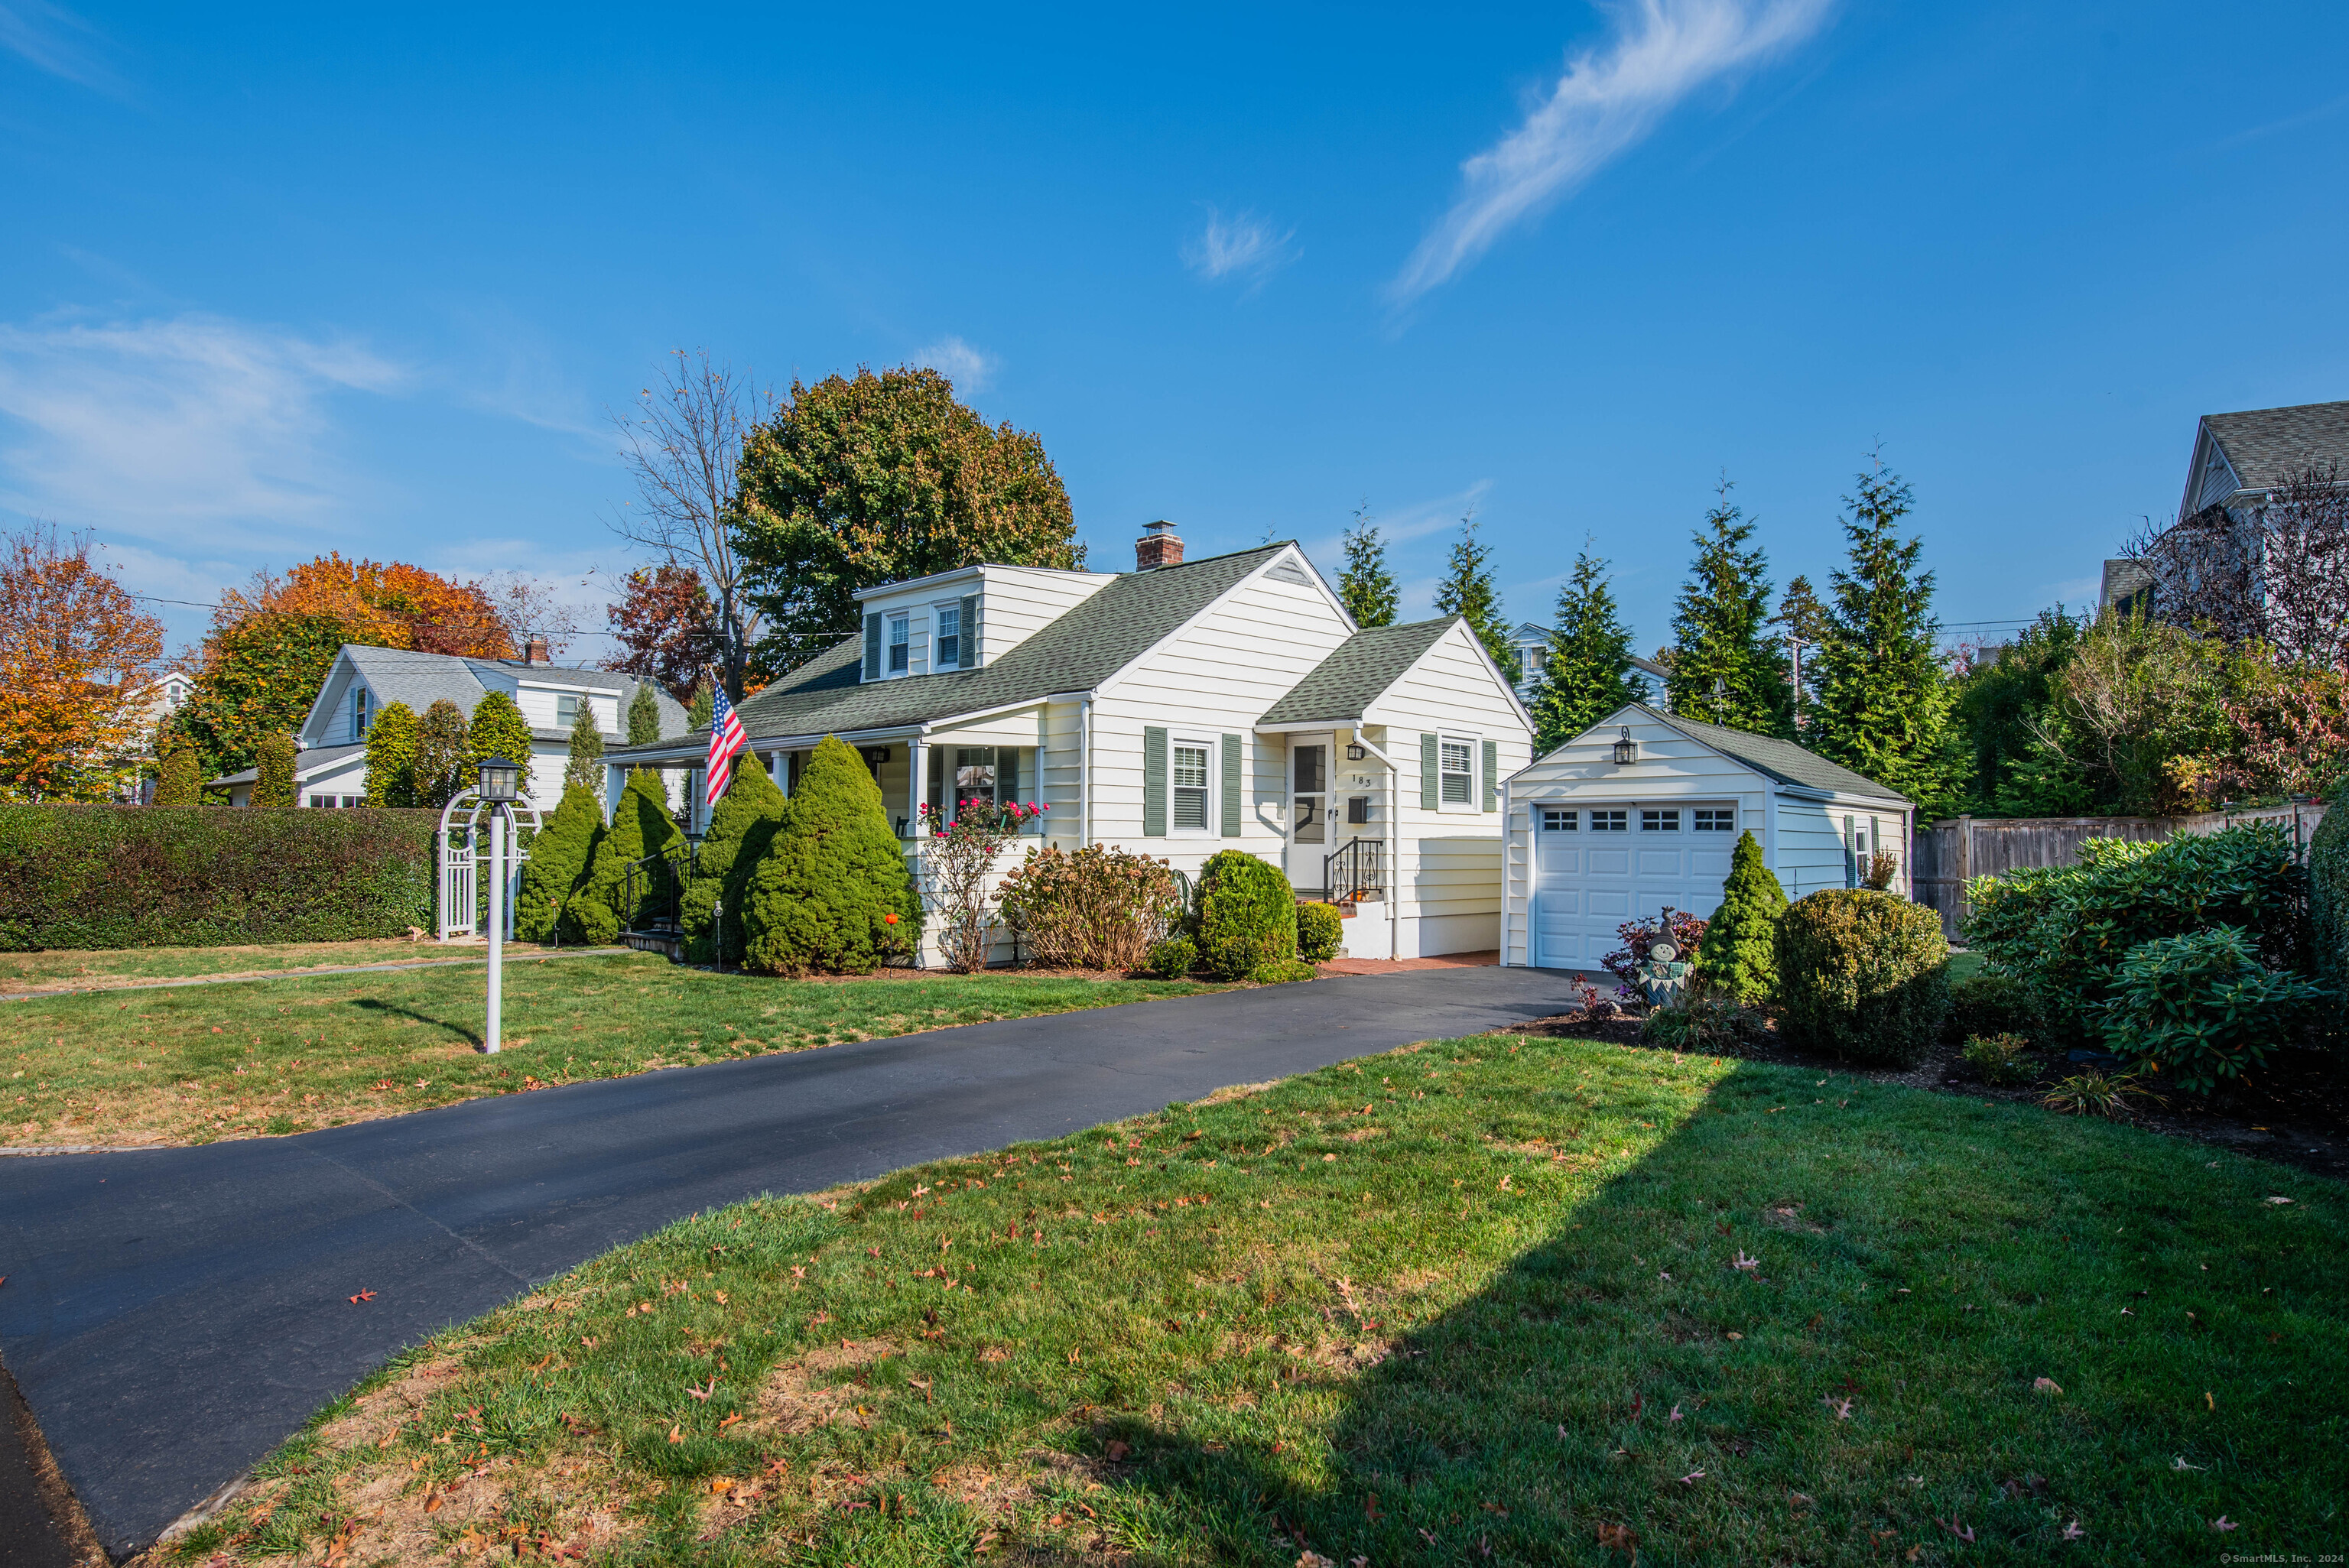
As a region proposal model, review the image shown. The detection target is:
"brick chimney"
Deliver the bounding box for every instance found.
[525,635,549,665]
[1136,519,1183,572]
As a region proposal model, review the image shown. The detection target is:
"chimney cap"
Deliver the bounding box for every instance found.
[1143,519,1178,537]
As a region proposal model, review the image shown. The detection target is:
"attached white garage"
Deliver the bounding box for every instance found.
[1499,704,1913,972]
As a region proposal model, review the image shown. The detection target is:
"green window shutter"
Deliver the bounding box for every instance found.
[928,743,945,820]
[1221,733,1243,837]
[1420,733,1439,810]
[1143,727,1168,837]
[1482,739,1499,811]
[960,593,981,668]
[1001,745,1019,807]
[863,615,882,681]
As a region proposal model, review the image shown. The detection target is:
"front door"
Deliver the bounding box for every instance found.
[1288,742,1327,894]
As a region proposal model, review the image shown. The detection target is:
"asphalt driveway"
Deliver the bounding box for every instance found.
[0,965,1581,1557]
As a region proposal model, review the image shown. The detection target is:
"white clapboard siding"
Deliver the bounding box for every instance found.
[513,682,619,735]
[860,566,1116,679]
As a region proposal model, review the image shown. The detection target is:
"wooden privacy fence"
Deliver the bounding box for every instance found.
[1911,800,2331,943]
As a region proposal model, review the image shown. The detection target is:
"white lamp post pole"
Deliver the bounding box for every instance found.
[485,803,505,1053]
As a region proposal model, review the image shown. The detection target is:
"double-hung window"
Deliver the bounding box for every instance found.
[1171,743,1210,831]
[555,693,581,729]
[887,614,910,673]
[351,685,371,742]
[1439,739,1474,806]
[934,604,961,670]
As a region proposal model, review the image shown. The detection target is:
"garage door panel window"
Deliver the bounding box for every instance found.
[1694,807,1735,831]
[1590,809,1628,832]
[1540,807,1576,832]
[1642,809,1679,832]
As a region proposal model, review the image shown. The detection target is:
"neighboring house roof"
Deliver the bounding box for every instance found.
[1507,621,1550,644]
[2200,400,2349,493]
[1503,623,1671,687]
[1259,617,1457,726]
[612,544,1295,754]
[322,645,690,742]
[210,742,368,788]
[1594,703,1909,803]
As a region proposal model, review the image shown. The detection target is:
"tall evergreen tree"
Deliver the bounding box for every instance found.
[1337,503,1399,628]
[515,782,604,941]
[687,672,715,729]
[680,761,791,966]
[1525,548,1648,755]
[1666,480,1788,733]
[1808,461,1967,816]
[743,735,923,975]
[563,698,606,800]
[467,691,534,798]
[1434,513,1514,676]
[363,700,420,807]
[626,683,662,745]
[411,699,471,808]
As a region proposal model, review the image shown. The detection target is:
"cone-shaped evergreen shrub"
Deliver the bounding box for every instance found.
[627,684,661,745]
[1775,888,1950,1065]
[154,732,200,807]
[364,700,420,807]
[681,762,789,965]
[574,766,682,943]
[1695,830,1787,1005]
[562,700,605,796]
[1191,849,1298,980]
[253,732,297,807]
[743,736,921,975]
[515,782,603,941]
[468,691,534,799]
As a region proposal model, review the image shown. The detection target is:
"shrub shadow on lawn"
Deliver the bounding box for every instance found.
[1106,1063,2346,1566]
[346,995,482,1046]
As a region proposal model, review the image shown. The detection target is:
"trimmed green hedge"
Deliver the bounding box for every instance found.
[2311,789,2348,1021]
[0,805,440,950]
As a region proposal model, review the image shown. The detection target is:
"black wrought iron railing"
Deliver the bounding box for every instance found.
[622,840,697,939]
[1323,837,1384,906]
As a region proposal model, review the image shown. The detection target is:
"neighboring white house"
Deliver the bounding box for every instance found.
[207,641,689,811]
[1506,621,1671,709]
[608,524,1535,966]
[1500,703,1911,974]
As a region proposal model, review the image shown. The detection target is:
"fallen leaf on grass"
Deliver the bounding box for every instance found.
[347,1290,376,1304]
[1938,1518,1976,1543]
[1595,1522,1637,1556]
[1732,1249,1759,1271]
[1678,1469,1704,1485]
[667,1424,683,1444]
[2265,1196,2292,1205]
[2033,1377,2062,1394]
[1106,1440,1131,1461]
[1668,1404,1683,1421]
[1823,1396,1854,1420]
[2214,1517,2240,1532]
[685,1378,716,1401]
[2173,1456,2206,1471]
[2061,1519,2084,1540]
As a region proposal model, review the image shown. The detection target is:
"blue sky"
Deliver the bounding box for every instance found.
[4,2,2345,664]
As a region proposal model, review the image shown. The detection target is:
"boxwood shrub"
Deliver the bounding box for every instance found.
[1296,901,1344,963]
[1774,888,1951,1066]
[0,804,439,950]
[1191,849,1298,981]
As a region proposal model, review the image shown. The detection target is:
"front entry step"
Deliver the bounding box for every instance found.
[623,930,684,960]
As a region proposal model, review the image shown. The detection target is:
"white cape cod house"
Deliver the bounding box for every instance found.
[608,524,1534,966]
[208,641,690,812]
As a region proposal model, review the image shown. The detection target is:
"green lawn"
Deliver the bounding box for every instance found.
[171,1032,2345,1566]
[0,937,492,994]
[0,955,1222,1147]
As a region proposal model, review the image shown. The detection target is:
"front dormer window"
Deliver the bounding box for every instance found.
[556,693,581,729]
[888,614,910,674]
[935,603,961,669]
[351,684,371,741]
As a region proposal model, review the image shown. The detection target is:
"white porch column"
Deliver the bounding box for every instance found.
[908,734,928,837]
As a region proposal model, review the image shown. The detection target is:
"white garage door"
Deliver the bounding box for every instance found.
[1531,802,1740,971]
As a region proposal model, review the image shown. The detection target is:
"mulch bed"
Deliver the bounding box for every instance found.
[1501,1006,2349,1183]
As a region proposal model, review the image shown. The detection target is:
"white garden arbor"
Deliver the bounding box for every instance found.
[436,758,538,1053]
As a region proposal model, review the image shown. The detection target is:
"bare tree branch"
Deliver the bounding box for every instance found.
[2127,460,2349,665]
[607,350,774,699]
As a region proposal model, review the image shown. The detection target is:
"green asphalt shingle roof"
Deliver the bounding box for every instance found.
[612,544,1293,752]
[1626,703,1909,803]
[1257,616,1456,726]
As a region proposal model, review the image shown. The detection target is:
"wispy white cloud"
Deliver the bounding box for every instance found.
[0,312,406,549]
[914,336,996,394]
[1301,480,1493,568]
[1182,207,1298,286]
[0,1,121,90]
[1390,0,1832,307]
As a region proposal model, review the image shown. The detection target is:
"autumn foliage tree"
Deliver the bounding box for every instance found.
[0,525,166,802]
[602,563,713,700]
[177,554,518,777]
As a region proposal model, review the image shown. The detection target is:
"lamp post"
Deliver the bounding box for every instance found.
[474,757,522,1053]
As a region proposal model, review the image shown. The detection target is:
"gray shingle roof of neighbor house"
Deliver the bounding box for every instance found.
[1615,703,1910,803]
[609,543,1295,755]
[209,742,368,788]
[1258,616,1457,726]
[2201,400,2349,492]
[334,644,690,741]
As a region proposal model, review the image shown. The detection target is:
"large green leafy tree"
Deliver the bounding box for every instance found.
[1434,514,1514,677]
[411,699,472,809]
[363,700,420,807]
[467,691,534,799]
[1525,549,1648,755]
[1338,505,1399,628]
[1667,483,1789,734]
[1951,608,2084,813]
[681,761,791,965]
[516,782,605,941]
[1808,463,1967,818]
[733,366,1084,673]
[174,612,348,778]
[743,735,921,974]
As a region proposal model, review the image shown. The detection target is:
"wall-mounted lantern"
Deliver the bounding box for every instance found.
[1346,740,1367,761]
[1612,727,1639,767]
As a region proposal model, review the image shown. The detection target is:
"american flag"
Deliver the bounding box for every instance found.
[705,683,747,807]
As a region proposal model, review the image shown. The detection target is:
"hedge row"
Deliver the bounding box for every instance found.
[0,806,440,950]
